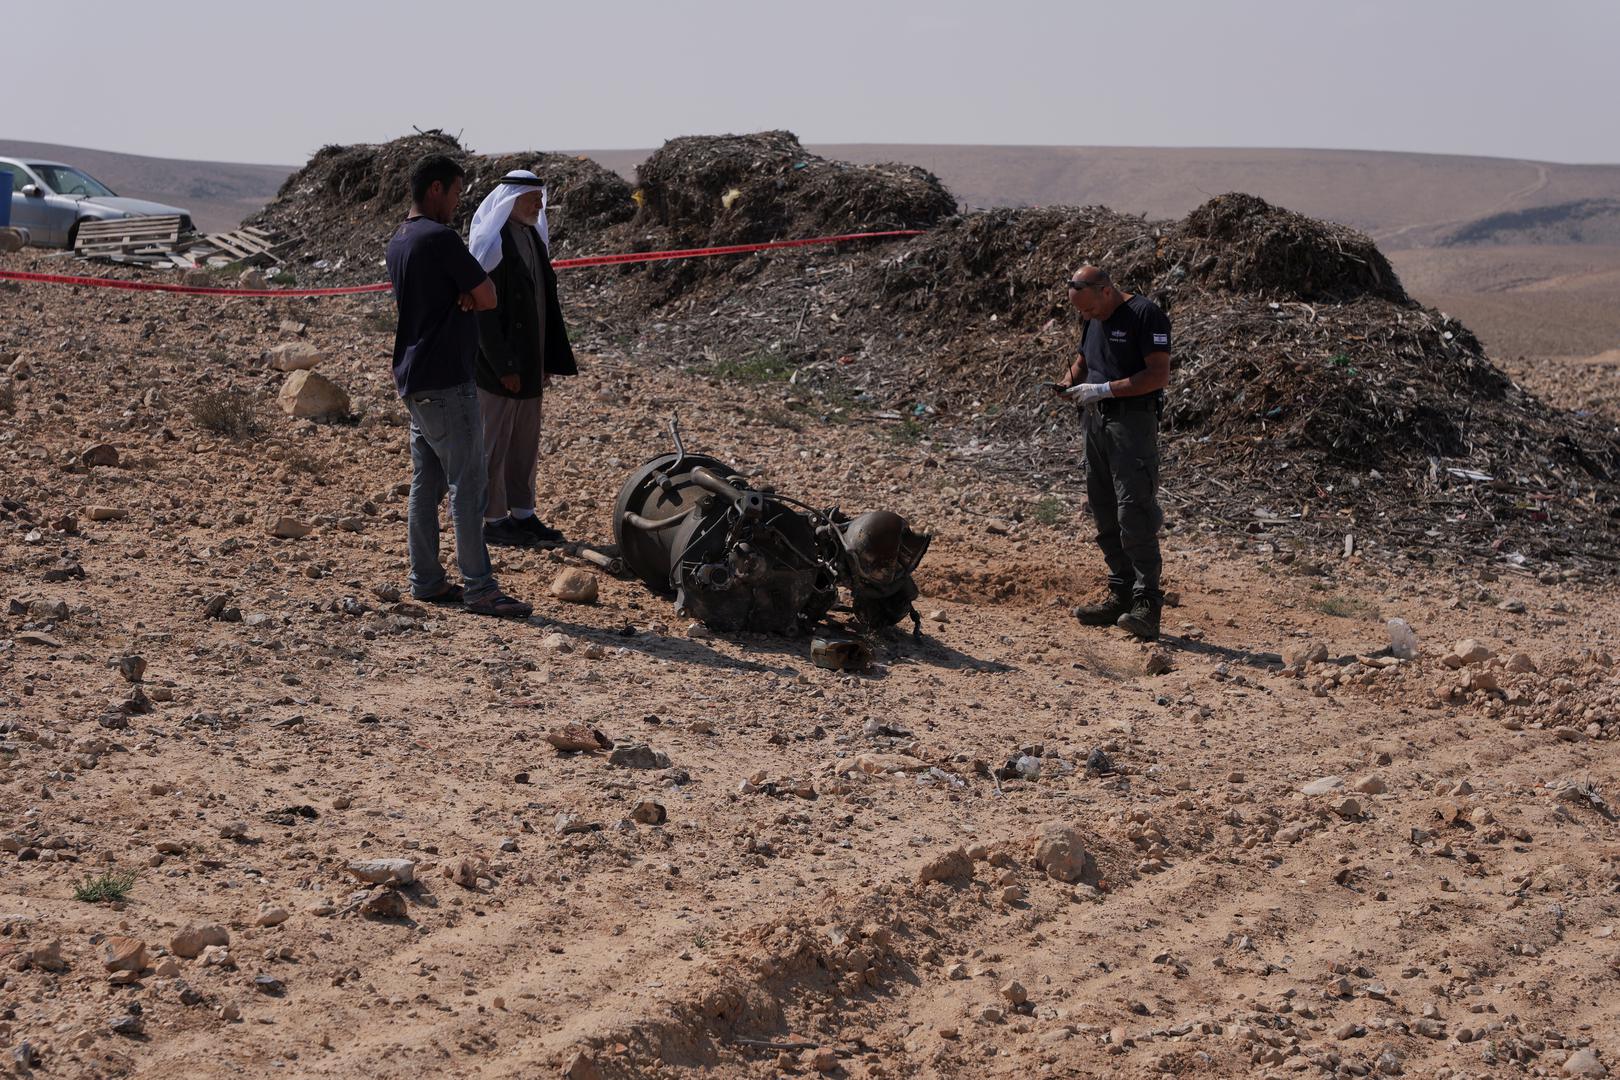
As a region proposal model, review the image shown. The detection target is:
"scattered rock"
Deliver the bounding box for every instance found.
[917,847,973,884]
[268,341,322,372]
[1505,652,1538,674]
[631,799,666,825]
[100,936,147,974]
[1331,797,1363,819]
[444,857,479,889]
[80,443,120,468]
[85,505,129,522]
[1033,822,1094,884]
[811,636,873,672]
[1143,649,1172,676]
[608,742,670,769]
[554,814,597,835]
[117,655,146,683]
[1453,638,1493,665]
[255,904,290,928]
[1285,641,1329,669]
[1352,774,1387,795]
[549,568,599,604]
[359,889,408,919]
[276,370,350,419]
[1000,979,1028,1005]
[269,515,313,540]
[807,1047,838,1074]
[170,924,230,959]
[200,944,233,967]
[1563,1048,1607,1077]
[564,1051,605,1080]
[346,858,415,886]
[545,723,611,753]
[22,940,68,972]
[1302,776,1345,797]
[540,632,574,654]
[15,631,62,648]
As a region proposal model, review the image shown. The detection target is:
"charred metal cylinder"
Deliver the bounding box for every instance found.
[612,422,930,636]
[613,451,835,634]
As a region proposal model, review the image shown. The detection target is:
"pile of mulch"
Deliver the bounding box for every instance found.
[877,194,1407,336]
[247,131,634,280]
[569,193,1620,569]
[1165,193,1408,303]
[632,130,957,248]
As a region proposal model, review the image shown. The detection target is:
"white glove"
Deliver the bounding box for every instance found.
[1067,381,1114,406]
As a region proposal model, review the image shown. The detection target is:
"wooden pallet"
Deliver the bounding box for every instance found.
[74,215,184,254]
[71,217,296,271]
[201,226,290,264]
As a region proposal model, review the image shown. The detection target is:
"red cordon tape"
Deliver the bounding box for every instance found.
[0,229,922,298]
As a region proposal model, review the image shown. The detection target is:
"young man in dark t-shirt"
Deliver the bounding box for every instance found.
[384,154,531,618]
[1051,264,1172,640]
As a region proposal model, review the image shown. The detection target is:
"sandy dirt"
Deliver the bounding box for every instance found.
[2,253,1618,1079]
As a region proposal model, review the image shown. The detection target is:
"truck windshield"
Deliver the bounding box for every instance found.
[29,165,117,198]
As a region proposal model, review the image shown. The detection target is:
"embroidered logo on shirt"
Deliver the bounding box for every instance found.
[1152,333,1169,345]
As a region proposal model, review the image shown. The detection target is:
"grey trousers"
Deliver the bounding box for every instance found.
[1083,399,1164,601]
[404,382,497,601]
[478,389,543,520]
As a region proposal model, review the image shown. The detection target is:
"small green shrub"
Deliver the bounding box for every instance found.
[1032,496,1070,526]
[74,870,136,903]
[712,351,795,383]
[191,389,264,439]
[1312,594,1379,620]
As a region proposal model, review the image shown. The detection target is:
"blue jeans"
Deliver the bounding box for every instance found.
[404,382,498,601]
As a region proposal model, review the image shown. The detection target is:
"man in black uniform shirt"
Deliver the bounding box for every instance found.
[1051,265,1172,641]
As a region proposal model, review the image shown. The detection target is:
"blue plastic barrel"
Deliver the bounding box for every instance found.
[0,172,11,227]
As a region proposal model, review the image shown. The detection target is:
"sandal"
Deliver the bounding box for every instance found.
[465,592,534,619]
[416,583,465,605]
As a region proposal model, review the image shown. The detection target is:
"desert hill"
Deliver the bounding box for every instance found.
[12,138,1620,250]
[7,136,1618,361]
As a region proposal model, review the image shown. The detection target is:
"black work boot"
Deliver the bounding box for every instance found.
[1116,595,1162,641]
[1074,591,1132,627]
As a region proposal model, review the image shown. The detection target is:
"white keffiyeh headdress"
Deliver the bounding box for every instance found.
[468,169,550,272]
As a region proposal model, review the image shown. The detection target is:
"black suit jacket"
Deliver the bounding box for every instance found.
[473,222,577,399]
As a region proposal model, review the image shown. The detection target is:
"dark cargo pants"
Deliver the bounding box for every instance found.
[1083,398,1163,601]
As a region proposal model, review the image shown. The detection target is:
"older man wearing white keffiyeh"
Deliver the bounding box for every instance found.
[465,169,578,547]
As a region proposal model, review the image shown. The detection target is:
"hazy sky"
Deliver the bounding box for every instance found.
[10,0,1619,165]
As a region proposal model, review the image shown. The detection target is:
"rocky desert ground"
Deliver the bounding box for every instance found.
[2,237,1618,1080]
